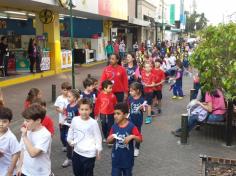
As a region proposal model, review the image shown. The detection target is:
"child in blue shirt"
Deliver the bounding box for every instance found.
[128,82,145,157]
[107,103,143,176]
[171,60,184,99]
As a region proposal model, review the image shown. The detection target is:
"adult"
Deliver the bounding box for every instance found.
[35,39,42,73]
[172,88,226,137]
[133,41,139,53]
[99,54,128,103]
[113,40,119,55]
[105,41,114,61]
[0,36,9,76]
[119,40,126,60]
[28,38,37,73]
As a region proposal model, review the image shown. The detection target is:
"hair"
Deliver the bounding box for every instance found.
[1,36,6,42]
[110,53,121,65]
[155,58,162,64]
[176,59,183,69]
[130,82,143,95]
[26,88,40,103]
[83,78,94,89]
[102,80,113,90]
[0,106,13,121]
[22,104,46,122]
[209,89,220,98]
[32,98,46,107]
[126,53,137,66]
[78,98,93,109]
[61,82,72,90]
[114,103,129,114]
[68,89,80,100]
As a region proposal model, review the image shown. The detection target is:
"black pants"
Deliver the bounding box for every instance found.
[29,56,36,73]
[36,56,41,72]
[114,92,124,103]
[0,55,8,76]
[72,152,96,176]
[100,114,114,139]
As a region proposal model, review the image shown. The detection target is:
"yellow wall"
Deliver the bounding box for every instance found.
[103,20,112,41]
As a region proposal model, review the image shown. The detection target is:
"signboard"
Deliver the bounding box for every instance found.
[61,50,72,69]
[40,51,50,71]
[170,4,175,25]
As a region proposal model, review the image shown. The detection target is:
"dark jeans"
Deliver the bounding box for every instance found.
[0,55,8,75]
[114,92,124,103]
[29,56,36,73]
[36,56,41,72]
[72,152,96,176]
[59,124,68,147]
[112,167,133,176]
[100,114,114,139]
[173,84,183,97]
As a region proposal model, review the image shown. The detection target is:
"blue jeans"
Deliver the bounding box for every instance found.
[112,167,132,176]
[173,84,183,97]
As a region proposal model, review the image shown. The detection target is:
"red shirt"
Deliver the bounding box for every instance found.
[94,91,117,116]
[99,65,128,93]
[42,115,55,136]
[152,68,165,91]
[141,70,155,93]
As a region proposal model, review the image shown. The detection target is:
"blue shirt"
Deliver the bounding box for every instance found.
[128,96,145,127]
[81,92,96,104]
[126,65,137,85]
[66,104,79,124]
[111,122,136,168]
[175,69,183,86]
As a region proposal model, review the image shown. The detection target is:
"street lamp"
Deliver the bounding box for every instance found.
[161,0,164,42]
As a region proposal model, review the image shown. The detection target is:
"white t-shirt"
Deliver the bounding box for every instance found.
[67,116,102,158]
[54,95,69,124]
[119,43,126,52]
[169,56,176,66]
[20,127,51,176]
[0,129,21,176]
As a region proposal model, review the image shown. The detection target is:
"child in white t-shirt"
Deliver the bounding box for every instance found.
[54,82,71,151]
[0,106,21,176]
[17,104,52,176]
[67,98,102,176]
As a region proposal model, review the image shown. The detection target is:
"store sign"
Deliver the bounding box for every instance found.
[0,20,7,29]
[39,9,54,24]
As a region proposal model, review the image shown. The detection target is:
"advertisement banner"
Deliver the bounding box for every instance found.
[40,51,50,71]
[170,4,175,25]
[61,50,72,69]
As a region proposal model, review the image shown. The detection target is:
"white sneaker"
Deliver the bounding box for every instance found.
[62,159,71,168]
[134,149,139,157]
[102,139,107,143]
[62,147,67,152]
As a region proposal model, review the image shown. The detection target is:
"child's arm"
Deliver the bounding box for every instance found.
[55,106,64,113]
[107,128,115,144]
[7,152,20,176]
[16,149,24,176]
[124,126,143,144]
[93,122,102,158]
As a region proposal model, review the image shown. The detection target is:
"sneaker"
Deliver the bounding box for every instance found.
[62,159,72,168]
[107,143,113,147]
[172,96,177,99]
[62,147,67,152]
[102,139,107,143]
[178,96,183,100]
[134,149,139,157]
[171,130,181,137]
[145,117,152,124]
[151,111,155,116]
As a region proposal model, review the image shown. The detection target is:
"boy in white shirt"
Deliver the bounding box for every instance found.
[17,104,52,176]
[0,106,21,176]
[67,98,102,176]
[54,82,71,151]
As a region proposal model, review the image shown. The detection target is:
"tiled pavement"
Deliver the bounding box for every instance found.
[2,64,236,176]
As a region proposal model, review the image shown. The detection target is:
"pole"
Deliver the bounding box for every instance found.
[70,0,75,89]
[181,114,188,144]
[161,0,164,42]
[226,101,233,146]
[52,84,56,103]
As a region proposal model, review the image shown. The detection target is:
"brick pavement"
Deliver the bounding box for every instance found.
[1,64,236,176]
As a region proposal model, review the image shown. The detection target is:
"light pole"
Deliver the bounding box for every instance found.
[161,0,164,42]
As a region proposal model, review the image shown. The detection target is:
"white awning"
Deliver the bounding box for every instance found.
[128,17,150,27]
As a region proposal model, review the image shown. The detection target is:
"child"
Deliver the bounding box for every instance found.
[0,106,21,176]
[107,103,142,176]
[152,59,166,113]
[94,80,117,142]
[67,98,102,176]
[32,98,55,136]
[171,60,184,99]
[128,82,145,157]
[18,104,52,176]
[90,77,99,97]
[141,62,155,124]
[54,82,71,152]
[125,53,140,85]
[62,89,80,168]
[24,88,42,109]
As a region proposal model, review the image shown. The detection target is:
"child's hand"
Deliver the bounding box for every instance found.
[96,151,101,160]
[0,150,4,158]
[21,125,27,137]
[124,135,134,144]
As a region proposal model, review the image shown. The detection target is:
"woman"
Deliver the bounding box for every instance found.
[172,88,226,137]
[99,54,128,102]
[28,38,37,73]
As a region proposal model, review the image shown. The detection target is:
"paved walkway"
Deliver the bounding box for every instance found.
[2,64,236,176]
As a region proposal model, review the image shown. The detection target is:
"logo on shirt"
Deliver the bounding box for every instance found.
[115,132,129,150]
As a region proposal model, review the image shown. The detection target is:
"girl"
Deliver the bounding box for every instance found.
[99,54,128,103]
[128,82,146,157]
[62,89,80,168]
[24,88,42,109]
[125,53,140,85]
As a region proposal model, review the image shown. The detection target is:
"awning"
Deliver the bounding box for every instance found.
[128,16,150,27]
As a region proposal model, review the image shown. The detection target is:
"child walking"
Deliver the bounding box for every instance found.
[62,89,80,168]
[54,82,71,152]
[94,80,117,142]
[141,62,155,124]
[171,60,184,99]
[67,98,102,176]
[0,106,21,176]
[125,53,140,85]
[128,82,145,157]
[107,103,142,176]
[24,88,42,109]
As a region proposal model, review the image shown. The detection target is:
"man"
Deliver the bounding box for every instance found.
[0,36,9,76]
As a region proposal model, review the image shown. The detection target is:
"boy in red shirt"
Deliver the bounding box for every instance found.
[95,80,117,142]
[152,59,165,114]
[141,62,155,124]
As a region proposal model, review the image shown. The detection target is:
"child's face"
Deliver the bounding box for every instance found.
[129,88,139,97]
[68,92,76,104]
[104,85,113,93]
[109,55,118,66]
[94,82,98,89]
[0,119,10,133]
[126,54,133,63]
[114,109,126,124]
[86,85,94,92]
[37,91,42,99]
[144,64,152,72]
[62,89,69,96]
[79,104,91,120]
[155,62,161,68]
[23,118,41,131]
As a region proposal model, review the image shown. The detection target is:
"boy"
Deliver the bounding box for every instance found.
[141,62,155,124]
[0,107,21,176]
[107,103,142,176]
[54,82,71,151]
[94,80,117,142]
[152,59,165,114]
[67,98,102,176]
[18,104,52,176]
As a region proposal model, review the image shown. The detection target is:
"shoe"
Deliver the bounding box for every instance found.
[102,139,107,143]
[172,96,177,99]
[178,96,183,100]
[145,117,152,124]
[107,143,113,147]
[62,147,67,152]
[151,111,155,117]
[61,159,72,168]
[171,130,181,137]
[134,149,139,157]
